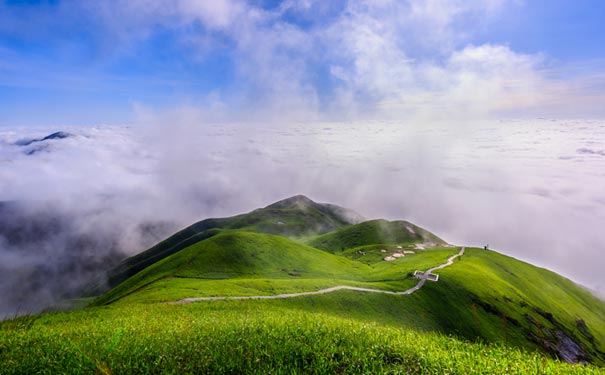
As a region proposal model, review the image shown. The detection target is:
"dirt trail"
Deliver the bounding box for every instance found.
[169,247,465,305]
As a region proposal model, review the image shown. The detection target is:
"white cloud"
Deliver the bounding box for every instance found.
[317,1,546,118]
[67,0,539,119]
[178,0,245,29]
[4,0,601,119]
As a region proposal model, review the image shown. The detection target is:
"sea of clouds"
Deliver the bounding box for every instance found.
[1,118,604,315]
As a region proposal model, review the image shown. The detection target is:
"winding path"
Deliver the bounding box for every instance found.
[169,247,465,305]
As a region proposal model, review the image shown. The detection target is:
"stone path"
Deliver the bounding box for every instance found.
[169,247,465,305]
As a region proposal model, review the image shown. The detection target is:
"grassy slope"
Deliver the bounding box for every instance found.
[94,231,458,305]
[2,244,604,372]
[94,219,605,366]
[93,229,605,364]
[111,248,458,305]
[101,196,354,292]
[420,248,605,364]
[2,301,603,375]
[5,195,605,372]
[306,219,445,253]
[262,251,605,366]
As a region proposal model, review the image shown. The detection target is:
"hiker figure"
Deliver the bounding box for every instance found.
[484,244,489,250]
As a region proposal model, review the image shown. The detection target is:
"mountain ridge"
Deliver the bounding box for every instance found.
[98,195,366,293]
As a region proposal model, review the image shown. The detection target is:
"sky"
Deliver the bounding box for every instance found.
[0,0,605,313]
[1,0,605,125]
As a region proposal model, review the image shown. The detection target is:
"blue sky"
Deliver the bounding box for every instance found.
[1,0,604,125]
[474,1,605,60]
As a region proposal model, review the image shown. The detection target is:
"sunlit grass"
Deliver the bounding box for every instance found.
[3,230,604,373]
[1,301,601,374]
[94,231,458,306]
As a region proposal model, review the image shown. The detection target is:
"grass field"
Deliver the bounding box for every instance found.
[2,300,603,375]
[3,243,603,373]
[306,219,445,253]
[93,231,458,306]
[100,195,357,292]
[424,248,605,363]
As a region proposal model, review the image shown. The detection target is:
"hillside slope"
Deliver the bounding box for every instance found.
[94,230,459,305]
[101,195,361,291]
[3,301,602,375]
[421,248,605,364]
[95,231,370,305]
[8,195,604,372]
[307,219,445,253]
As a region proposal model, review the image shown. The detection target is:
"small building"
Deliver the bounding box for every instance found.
[413,270,439,282]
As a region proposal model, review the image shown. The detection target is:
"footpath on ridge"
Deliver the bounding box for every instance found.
[169,247,465,305]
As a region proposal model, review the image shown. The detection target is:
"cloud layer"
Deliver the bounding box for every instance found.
[2,0,604,123]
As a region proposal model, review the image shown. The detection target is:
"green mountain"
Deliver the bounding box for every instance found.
[101,195,363,291]
[2,195,604,374]
[307,218,445,253]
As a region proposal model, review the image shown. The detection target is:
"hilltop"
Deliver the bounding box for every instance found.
[99,195,363,292]
[1,195,604,374]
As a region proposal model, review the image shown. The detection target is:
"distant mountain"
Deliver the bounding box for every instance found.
[14,131,73,147]
[13,131,73,155]
[264,194,365,225]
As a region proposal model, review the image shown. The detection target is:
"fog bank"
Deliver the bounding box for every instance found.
[1,118,604,314]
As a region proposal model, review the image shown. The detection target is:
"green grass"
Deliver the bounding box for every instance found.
[2,242,604,373]
[93,231,459,305]
[99,195,354,293]
[111,278,418,305]
[5,196,605,372]
[306,219,444,253]
[91,228,605,366]
[421,248,605,364]
[2,300,602,374]
[93,231,368,305]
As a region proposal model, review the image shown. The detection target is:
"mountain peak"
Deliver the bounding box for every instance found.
[265,195,316,209]
[264,195,365,225]
[15,131,74,147]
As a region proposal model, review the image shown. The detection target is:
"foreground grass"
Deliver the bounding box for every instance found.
[1,301,601,375]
